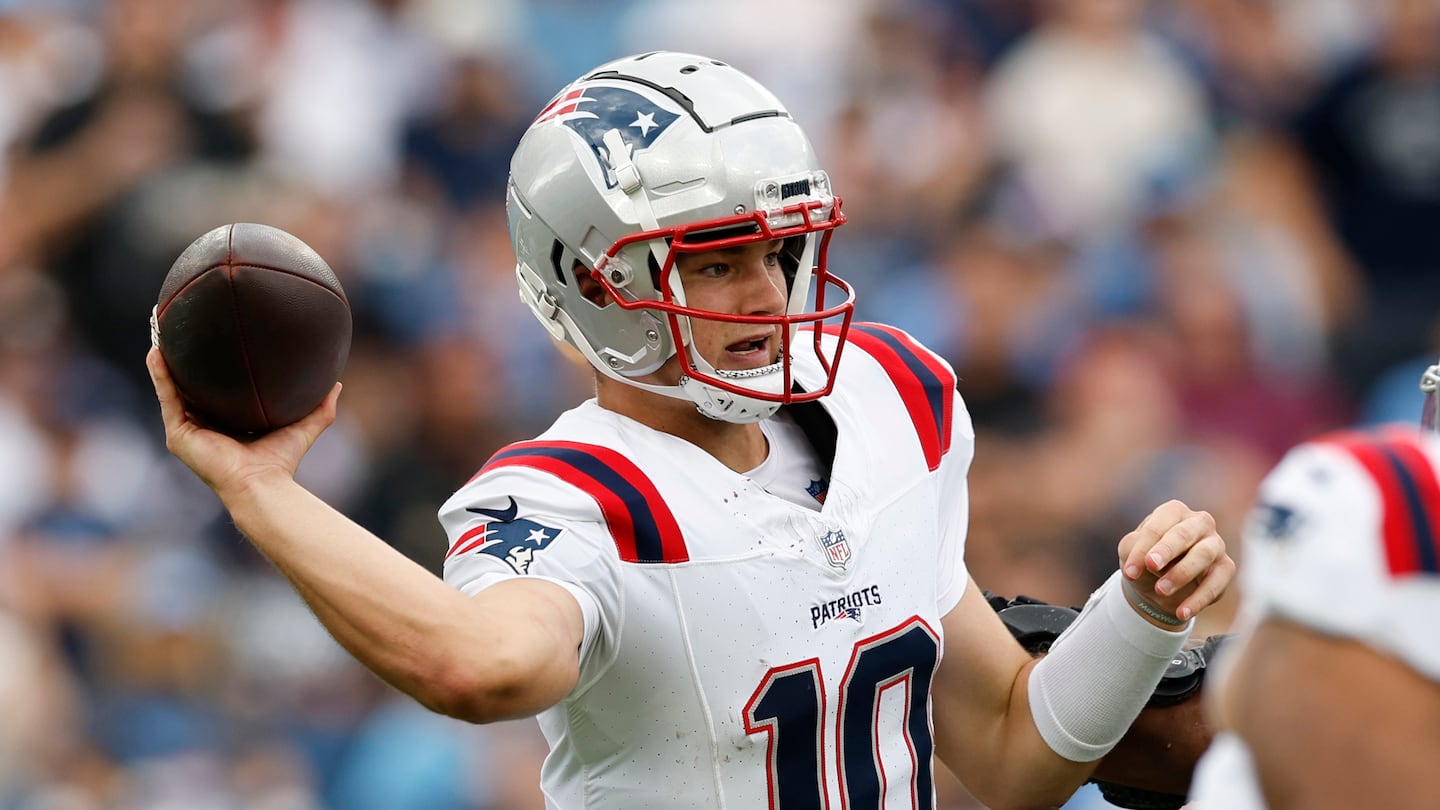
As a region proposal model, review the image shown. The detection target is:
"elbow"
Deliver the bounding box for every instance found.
[410,648,572,725]
[956,757,1088,810]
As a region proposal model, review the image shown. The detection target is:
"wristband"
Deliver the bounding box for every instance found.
[1028,572,1190,761]
[1121,577,1187,627]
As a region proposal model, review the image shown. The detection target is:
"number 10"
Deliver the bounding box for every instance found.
[743,618,941,809]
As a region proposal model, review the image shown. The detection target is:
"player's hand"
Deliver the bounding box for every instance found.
[1118,500,1235,625]
[147,347,339,500]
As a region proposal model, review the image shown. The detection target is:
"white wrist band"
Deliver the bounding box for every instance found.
[1028,571,1193,762]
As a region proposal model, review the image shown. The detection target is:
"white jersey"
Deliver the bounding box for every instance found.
[439,324,975,810]
[1191,428,1440,809]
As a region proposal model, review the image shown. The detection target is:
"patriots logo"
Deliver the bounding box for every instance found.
[455,497,562,575]
[532,85,681,188]
[1248,500,1303,543]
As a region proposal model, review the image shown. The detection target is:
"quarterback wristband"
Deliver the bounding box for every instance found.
[1120,577,1187,626]
[1028,571,1192,762]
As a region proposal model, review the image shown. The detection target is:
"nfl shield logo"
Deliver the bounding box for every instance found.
[819,529,851,569]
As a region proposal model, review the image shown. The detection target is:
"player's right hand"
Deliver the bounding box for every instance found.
[147,346,339,500]
[1117,499,1234,625]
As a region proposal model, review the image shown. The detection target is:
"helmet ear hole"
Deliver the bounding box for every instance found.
[550,241,569,286]
[573,262,610,307]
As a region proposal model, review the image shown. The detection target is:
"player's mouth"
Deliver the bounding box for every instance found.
[723,332,778,367]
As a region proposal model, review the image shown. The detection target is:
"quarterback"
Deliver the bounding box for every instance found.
[148,52,1235,809]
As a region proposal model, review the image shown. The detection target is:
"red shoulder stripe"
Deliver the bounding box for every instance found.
[468,440,688,564]
[1321,431,1440,577]
[824,322,955,471]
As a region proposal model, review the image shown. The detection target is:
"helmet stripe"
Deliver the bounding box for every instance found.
[478,441,688,564]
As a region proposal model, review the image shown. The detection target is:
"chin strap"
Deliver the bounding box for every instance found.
[985,591,1230,810]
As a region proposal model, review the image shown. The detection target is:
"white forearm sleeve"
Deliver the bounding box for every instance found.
[1028,571,1192,762]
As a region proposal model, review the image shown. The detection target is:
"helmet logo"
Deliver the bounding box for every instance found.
[533,86,681,189]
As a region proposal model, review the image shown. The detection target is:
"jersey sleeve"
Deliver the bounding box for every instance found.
[1240,437,1440,681]
[438,463,625,693]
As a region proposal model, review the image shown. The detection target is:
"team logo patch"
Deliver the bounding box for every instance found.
[532,85,681,189]
[460,497,563,575]
[819,529,850,568]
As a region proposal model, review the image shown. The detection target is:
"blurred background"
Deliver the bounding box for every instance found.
[0,0,1436,807]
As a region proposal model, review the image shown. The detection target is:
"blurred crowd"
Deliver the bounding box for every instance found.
[0,0,1437,807]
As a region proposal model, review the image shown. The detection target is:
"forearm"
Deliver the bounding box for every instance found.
[222,472,577,721]
[936,657,1100,810]
[935,582,1112,809]
[985,590,1225,808]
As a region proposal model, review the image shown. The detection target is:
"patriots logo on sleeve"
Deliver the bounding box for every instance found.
[1248,500,1304,543]
[445,497,562,575]
[532,85,681,189]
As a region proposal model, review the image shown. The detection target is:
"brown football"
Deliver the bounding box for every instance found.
[153,222,351,436]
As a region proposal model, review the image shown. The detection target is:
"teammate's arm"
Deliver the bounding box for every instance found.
[148,348,583,722]
[1217,617,1440,810]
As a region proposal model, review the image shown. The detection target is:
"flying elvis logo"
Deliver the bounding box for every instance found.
[451,497,562,575]
[532,85,681,189]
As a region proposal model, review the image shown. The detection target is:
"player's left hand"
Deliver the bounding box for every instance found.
[1118,500,1235,624]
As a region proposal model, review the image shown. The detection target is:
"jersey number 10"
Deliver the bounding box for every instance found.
[744,618,941,809]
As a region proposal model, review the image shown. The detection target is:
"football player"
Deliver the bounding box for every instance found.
[147,52,1235,809]
[1190,362,1440,809]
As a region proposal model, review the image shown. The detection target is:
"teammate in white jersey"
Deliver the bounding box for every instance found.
[147,52,1235,809]
[1191,364,1440,810]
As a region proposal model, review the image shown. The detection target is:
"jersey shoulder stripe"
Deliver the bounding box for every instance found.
[823,322,955,471]
[1319,430,1440,577]
[474,440,689,564]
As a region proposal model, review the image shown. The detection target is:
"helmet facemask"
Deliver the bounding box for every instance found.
[591,191,854,423]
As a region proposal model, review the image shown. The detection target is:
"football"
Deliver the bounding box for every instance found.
[152,222,352,436]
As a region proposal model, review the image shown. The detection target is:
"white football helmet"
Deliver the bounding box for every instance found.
[506,51,855,423]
